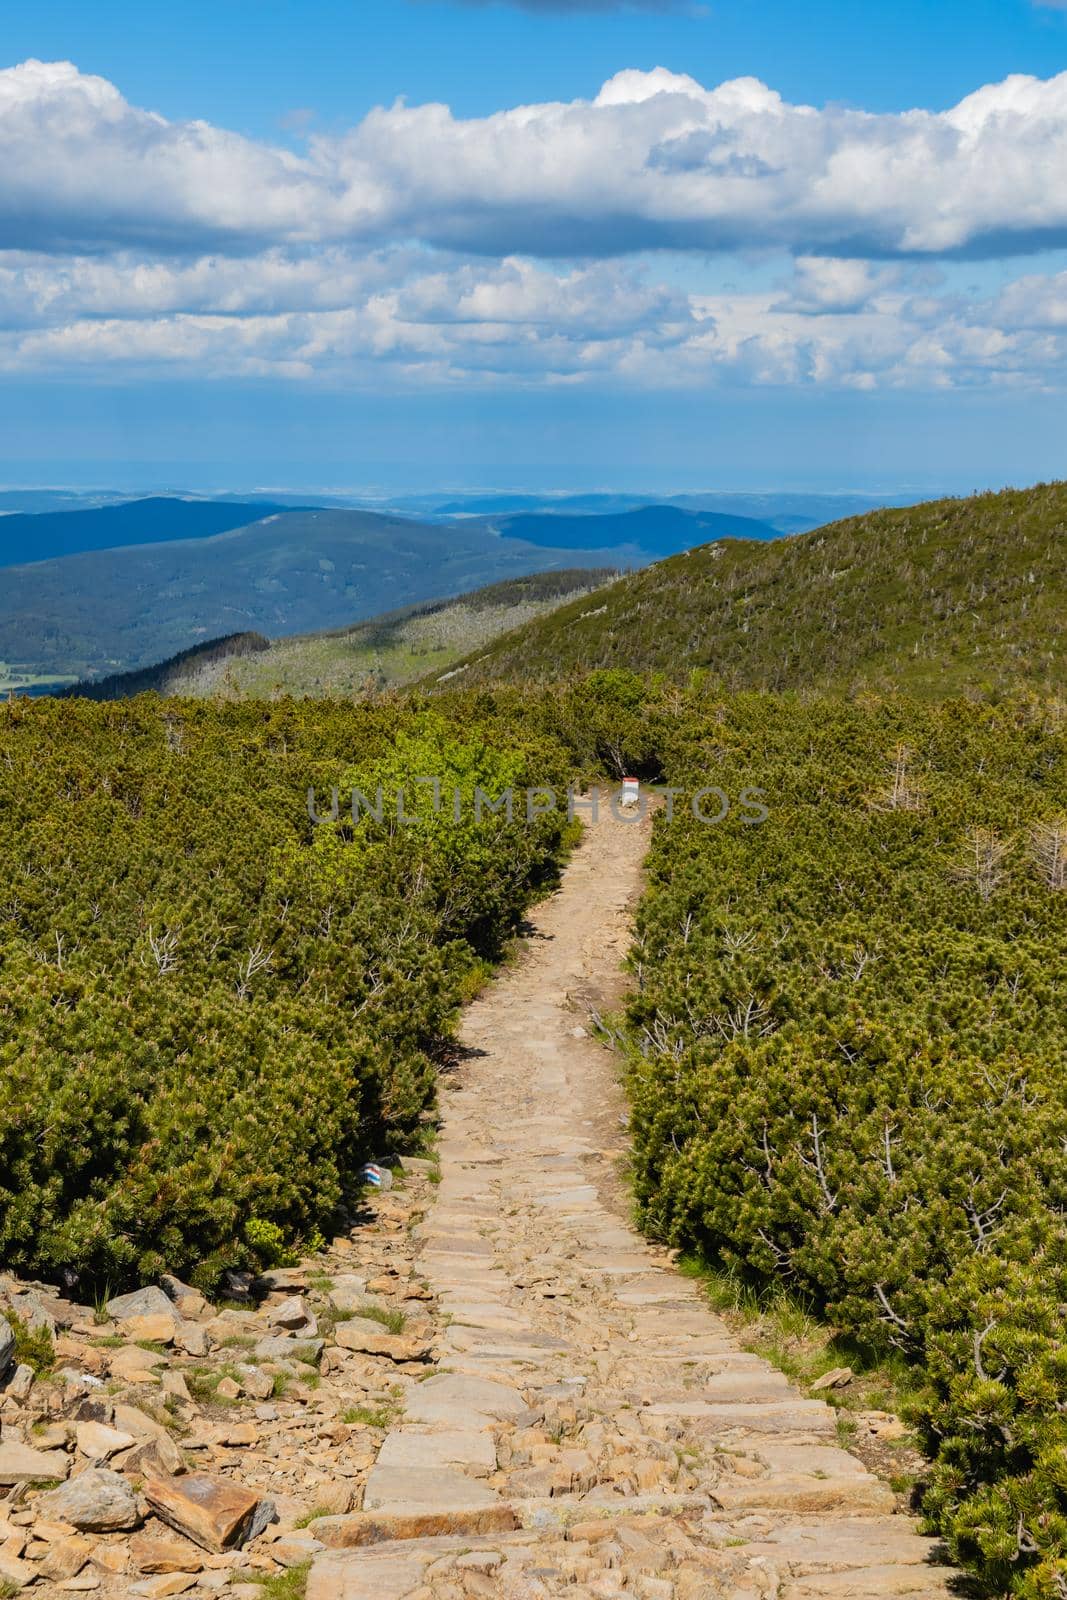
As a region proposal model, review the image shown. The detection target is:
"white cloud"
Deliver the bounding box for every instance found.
[772,257,907,315]
[0,243,1064,396]
[5,60,1067,261]
[3,60,1067,393]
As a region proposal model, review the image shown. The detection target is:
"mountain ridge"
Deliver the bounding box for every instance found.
[424,482,1067,699]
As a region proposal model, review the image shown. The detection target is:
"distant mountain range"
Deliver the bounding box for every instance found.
[470,505,779,559]
[0,498,779,689]
[0,497,304,567]
[425,489,909,535]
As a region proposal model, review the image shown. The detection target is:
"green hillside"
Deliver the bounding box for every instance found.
[64,569,617,701]
[433,483,1067,698]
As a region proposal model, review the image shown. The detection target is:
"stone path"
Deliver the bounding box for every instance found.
[310,803,957,1600]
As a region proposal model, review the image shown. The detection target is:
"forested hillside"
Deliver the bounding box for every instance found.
[0,508,626,685]
[60,630,271,701]
[436,482,1067,698]
[69,569,617,701]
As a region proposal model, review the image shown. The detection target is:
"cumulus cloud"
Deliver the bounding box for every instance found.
[6,60,1067,261]
[0,240,1064,396]
[772,258,907,315]
[3,59,1067,393]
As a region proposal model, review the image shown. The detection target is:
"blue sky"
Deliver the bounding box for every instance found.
[2,0,1067,493]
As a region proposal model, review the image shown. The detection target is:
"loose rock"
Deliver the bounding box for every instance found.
[37,1469,141,1532]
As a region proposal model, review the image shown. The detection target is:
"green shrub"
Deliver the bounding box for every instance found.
[2,1309,55,1375]
[622,695,1067,1596]
[0,695,575,1293]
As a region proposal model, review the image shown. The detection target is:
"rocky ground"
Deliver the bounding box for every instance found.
[1,802,960,1599]
[0,1170,441,1597]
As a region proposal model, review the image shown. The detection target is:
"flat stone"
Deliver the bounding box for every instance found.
[312,1502,519,1548]
[376,1429,497,1476]
[782,1565,955,1596]
[0,1551,36,1589]
[811,1366,854,1392]
[111,1403,171,1441]
[37,1469,140,1531]
[648,1399,835,1434]
[219,1422,258,1447]
[39,1535,94,1581]
[307,1547,436,1600]
[715,1473,895,1515]
[129,1575,199,1599]
[333,1320,429,1362]
[173,1324,209,1358]
[117,1433,185,1479]
[145,1474,262,1553]
[129,1531,206,1574]
[273,1535,325,1566]
[0,1439,71,1483]
[254,1268,311,1293]
[105,1288,179,1324]
[108,1345,166,1381]
[76,1421,137,1460]
[745,1518,944,1572]
[120,1315,177,1345]
[253,1336,323,1364]
[328,1285,386,1315]
[363,1464,504,1517]
[403,1373,527,1426]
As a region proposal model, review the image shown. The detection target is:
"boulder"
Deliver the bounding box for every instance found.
[144,1474,263,1553]
[105,1288,178,1324]
[333,1318,429,1362]
[5,1363,35,1403]
[268,1296,314,1333]
[36,1468,141,1531]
